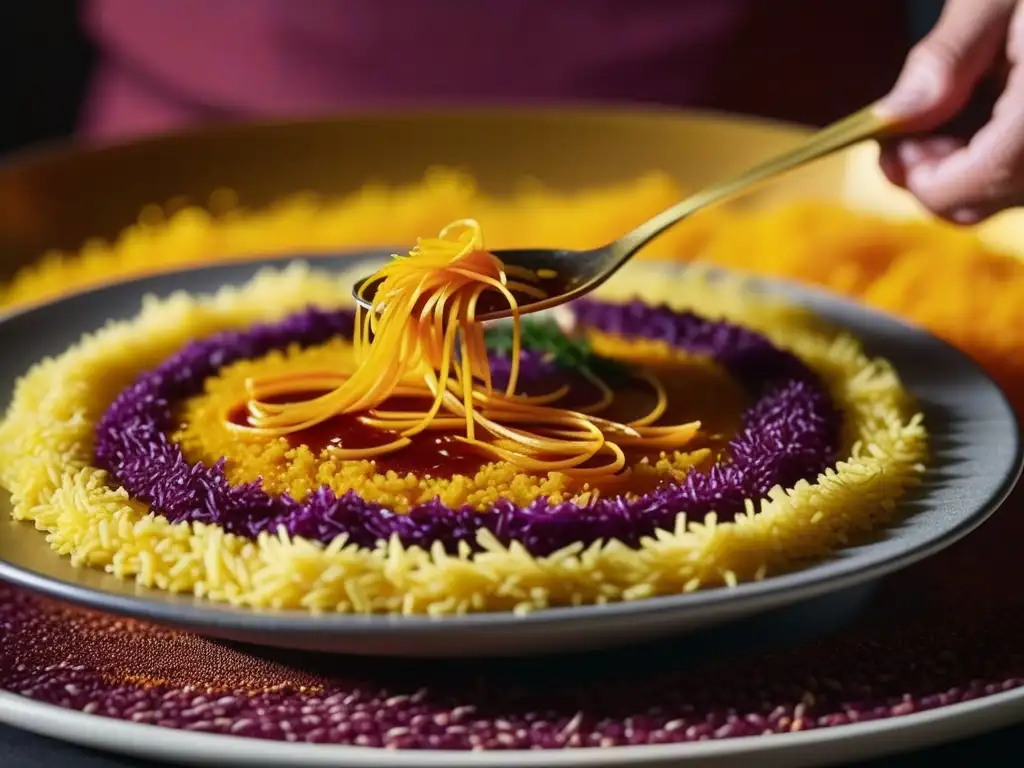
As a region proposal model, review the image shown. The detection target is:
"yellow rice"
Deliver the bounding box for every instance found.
[173,339,739,513]
[2,168,1021,418]
[0,263,927,614]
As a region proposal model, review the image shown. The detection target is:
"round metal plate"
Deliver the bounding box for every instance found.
[4,682,1024,767]
[0,255,1019,658]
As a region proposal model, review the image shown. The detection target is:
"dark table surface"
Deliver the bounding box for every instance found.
[2,719,1020,766]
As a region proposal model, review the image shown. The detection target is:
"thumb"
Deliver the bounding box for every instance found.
[878,0,1015,130]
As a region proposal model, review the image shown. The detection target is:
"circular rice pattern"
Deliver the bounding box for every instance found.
[1,557,1023,750]
[92,300,841,556]
[170,336,735,514]
[0,265,927,613]
[0,171,1014,757]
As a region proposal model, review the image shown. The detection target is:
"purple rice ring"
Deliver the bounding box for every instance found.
[0,266,927,614]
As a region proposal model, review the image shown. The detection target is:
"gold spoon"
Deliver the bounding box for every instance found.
[353,104,897,320]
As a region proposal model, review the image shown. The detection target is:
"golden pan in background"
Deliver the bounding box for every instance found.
[0,106,1019,262]
[0,107,1020,404]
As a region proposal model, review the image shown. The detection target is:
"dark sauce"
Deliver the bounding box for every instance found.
[513,371,602,410]
[224,358,738,482]
[226,394,490,479]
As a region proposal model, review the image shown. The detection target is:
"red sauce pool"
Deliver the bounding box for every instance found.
[227,395,488,478]
[224,367,719,481]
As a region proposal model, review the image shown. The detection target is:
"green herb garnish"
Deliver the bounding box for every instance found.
[484,319,629,383]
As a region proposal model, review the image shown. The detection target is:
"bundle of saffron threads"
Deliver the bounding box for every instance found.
[229,220,701,478]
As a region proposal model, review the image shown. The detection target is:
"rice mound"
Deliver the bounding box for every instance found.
[0,263,926,614]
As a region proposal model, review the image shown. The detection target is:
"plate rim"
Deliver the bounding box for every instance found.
[0,254,1020,635]
[1,683,1023,766]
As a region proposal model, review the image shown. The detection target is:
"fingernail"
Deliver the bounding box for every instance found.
[878,70,943,118]
[924,137,961,157]
[898,142,928,165]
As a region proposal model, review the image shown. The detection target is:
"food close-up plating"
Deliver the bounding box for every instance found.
[0,215,926,615]
[0,165,1019,761]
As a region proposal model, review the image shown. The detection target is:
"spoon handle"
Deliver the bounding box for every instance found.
[614,104,897,257]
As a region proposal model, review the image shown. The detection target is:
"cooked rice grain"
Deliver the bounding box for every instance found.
[0,265,926,614]
[2,170,1019,414]
[172,338,731,513]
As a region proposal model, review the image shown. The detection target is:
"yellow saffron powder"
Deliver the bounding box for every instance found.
[173,338,742,513]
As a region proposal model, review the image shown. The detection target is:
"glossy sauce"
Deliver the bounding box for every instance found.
[227,394,488,478]
[225,360,736,481]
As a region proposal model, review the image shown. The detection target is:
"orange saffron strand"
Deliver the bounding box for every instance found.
[225,219,701,478]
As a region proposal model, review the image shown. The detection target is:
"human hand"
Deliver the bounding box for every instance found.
[877,0,1024,224]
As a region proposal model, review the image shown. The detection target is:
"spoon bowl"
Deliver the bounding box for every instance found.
[351,246,624,321]
[352,104,897,319]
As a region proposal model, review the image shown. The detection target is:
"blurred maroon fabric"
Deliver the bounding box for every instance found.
[80,0,909,141]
